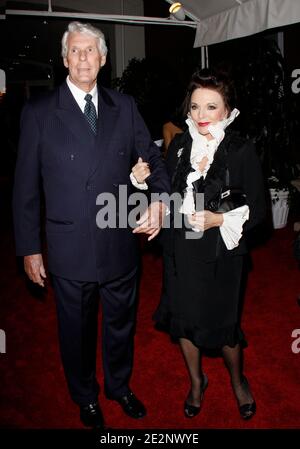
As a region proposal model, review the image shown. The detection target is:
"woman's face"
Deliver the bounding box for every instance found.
[189,87,228,139]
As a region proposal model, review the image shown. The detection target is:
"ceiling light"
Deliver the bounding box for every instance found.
[169,2,186,21]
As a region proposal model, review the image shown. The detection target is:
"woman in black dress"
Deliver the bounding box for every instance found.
[131,69,266,420]
[151,69,266,420]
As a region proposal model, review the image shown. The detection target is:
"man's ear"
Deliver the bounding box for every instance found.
[63,58,69,69]
[100,55,107,67]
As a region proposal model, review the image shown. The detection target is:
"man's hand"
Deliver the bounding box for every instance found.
[188,210,224,232]
[131,157,151,184]
[133,201,167,241]
[24,254,47,287]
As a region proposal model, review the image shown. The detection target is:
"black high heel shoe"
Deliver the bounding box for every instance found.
[184,373,208,418]
[236,376,256,420]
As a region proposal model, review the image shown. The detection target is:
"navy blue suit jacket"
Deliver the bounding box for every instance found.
[13,81,170,282]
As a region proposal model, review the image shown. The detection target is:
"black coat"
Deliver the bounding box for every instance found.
[13,82,170,282]
[162,128,266,261]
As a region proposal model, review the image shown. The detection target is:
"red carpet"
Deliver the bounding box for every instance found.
[1,182,300,429]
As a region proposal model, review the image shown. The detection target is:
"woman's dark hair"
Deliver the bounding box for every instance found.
[182,68,236,116]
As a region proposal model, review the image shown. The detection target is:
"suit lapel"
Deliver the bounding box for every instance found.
[55,81,96,149]
[87,85,120,179]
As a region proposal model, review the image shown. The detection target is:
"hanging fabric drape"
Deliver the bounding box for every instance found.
[193,0,300,47]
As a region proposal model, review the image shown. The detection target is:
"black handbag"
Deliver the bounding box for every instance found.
[205,168,247,213]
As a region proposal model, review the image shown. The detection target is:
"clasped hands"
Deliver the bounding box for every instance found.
[131,157,166,240]
[133,201,167,241]
[187,210,224,231]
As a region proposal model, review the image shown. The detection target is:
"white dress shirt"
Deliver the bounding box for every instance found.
[66,76,98,115]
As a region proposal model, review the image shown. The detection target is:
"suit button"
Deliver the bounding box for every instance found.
[86,183,92,191]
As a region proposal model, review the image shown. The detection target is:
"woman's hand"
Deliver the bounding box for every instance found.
[131,157,151,183]
[187,210,224,231]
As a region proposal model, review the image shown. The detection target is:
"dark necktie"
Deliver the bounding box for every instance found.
[84,93,97,134]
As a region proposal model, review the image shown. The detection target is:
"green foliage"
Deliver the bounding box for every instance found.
[112,57,187,139]
[232,37,300,186]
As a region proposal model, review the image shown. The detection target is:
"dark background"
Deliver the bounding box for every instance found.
[0,1,300,179]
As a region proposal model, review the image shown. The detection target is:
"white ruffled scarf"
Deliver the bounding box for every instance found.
[179,108,240,214]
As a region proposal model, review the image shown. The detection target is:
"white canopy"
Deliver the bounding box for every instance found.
[4,0,300,47]
[186,0,300,47]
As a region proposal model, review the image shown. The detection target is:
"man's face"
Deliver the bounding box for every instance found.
[63,32,106,92]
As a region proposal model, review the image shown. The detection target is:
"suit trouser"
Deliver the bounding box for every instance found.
[51,267,137,406]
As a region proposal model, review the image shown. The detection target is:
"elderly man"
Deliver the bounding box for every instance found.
[13,21,169,428]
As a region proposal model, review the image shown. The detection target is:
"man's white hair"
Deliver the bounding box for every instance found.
[61,21,108,58]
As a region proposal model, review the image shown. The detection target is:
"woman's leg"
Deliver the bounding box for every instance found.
[179,338,204,406]
[222,343,255,416]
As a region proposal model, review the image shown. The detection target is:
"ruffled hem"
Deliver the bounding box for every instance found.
[153,306,247,350]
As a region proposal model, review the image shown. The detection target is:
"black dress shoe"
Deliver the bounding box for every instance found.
[184,373,208,418]
[116,390,146,419]
[235,376,256,420]
[80,401,105,429]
